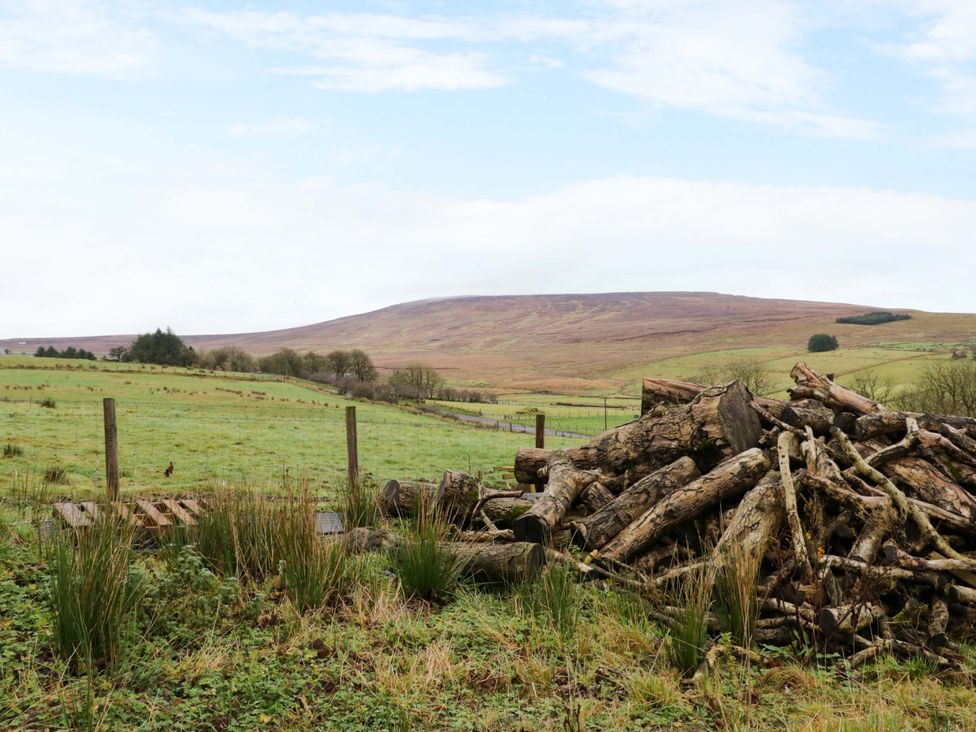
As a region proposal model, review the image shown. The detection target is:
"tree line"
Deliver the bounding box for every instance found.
[34,346,97,361]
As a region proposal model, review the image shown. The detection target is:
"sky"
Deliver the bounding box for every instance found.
[2,0,976,338]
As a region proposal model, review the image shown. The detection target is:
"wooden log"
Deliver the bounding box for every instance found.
[855,411,976,441]
[344,527,545,584]
[597,448,771,564]
[570,457,700,551]
[515,380,761,483]
[929,595,950,649]
[756,398,835,435]
[377,479,437,517]
[578,482,614,513]
[434,471,481,525]
[881,457,976,522]
[709,470,784,570]
[789,362,884,415]
[831,427,976,566]
[512,452,600,545]
[641,377,705,413]
[778,432,814,577]
[820,603,886,635]
[848,499,893,564]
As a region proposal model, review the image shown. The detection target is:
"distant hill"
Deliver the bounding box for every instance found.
[5,292,975,391]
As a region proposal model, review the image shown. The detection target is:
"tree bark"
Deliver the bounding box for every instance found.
[570,456,700,551]
[344,527,545,584]
[855,412,976,441]
[597,447,771,565]
[514,380,761,484]
[709,469,784,570]
[881,457,976,522]
[512,452,601,546]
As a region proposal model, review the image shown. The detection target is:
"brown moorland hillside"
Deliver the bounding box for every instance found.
[5,292,975,391]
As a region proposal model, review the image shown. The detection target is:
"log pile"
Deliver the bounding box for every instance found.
[382,362,976,669]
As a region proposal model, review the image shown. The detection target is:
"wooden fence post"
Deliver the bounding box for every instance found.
[103,397,120,501]
[535,413,545,449]
[345,406,360,491]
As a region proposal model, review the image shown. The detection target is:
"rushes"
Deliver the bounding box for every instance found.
[393,500,462,603]
[47,509,142,672]
[192,486,357,613]
[667,564,711,676]
[713,541,761,649]
[518,562,579,646]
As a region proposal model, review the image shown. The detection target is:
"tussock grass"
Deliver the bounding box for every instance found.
[393,500,462,603]
[44,465,68,484]
[341,475,379,529]
[517,561,579,646]
[666,564,711,676]
[190,485,358,613]
[2,442,23,458]
[46,510,143,672]
[713,540,761,648]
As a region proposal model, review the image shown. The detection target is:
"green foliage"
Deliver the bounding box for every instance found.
[34,346,97,360]
[342,476,380,529]
[808,333,839,352]
[46,512,143,672]
[127,328,194,366]
[142,545,238,648]
[393,505,462,603]
[192,489,281,581]
[836,312,912,326]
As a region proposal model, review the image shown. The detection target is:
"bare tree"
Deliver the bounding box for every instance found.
[390,363,443,400]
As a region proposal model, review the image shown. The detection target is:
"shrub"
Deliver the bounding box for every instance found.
[2,443,23,458]
[807,334,839,353]
[393,503,462,603]
[836,312,911,326]
[893,360,976,417]
[127,327,194,366]
[47,510,143,671]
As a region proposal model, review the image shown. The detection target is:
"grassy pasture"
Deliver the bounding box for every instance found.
[0,357,577,499]
[3,357,976,729]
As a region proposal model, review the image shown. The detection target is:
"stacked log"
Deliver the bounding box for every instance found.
[379,361,976,669]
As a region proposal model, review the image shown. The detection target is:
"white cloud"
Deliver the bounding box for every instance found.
[227,117,319,136]
[0,0,154,77]
[3,171,974,337]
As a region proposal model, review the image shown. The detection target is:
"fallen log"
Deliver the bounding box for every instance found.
[641,377,705,412]
[515,380,761,484]
[789,362,883,415]
[512,452,601,545]
[597,448,771,565]
[344,527,545,584]
[710,469,784,571]
[570,457,700,551]
[855,411,976,441]
[377,479,437,517]
[429,471,534,528]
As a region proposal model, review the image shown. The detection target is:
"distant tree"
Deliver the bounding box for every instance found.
[107,346,128,362]
[258,348,305,377]
[327,350,351,379]
[390,363,442,400]
[34,346,47,358]
[349,349,377,382]
[302,351,328,375]
[807,334,839,353]
[194,346,257,372]
[128,328,194,366]
[836,312,912,326]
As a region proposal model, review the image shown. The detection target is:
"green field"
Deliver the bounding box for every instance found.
[3,355,976,730]
[0,356,579,500]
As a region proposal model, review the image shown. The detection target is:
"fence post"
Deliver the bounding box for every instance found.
[345,406,360,491]
[103,397,120,501]
[535,413,545,449]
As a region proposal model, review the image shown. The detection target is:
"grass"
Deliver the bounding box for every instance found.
[712,540,761,648]
[46,509,142,672]
[393,502,463,603]
[666,564,712,676]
